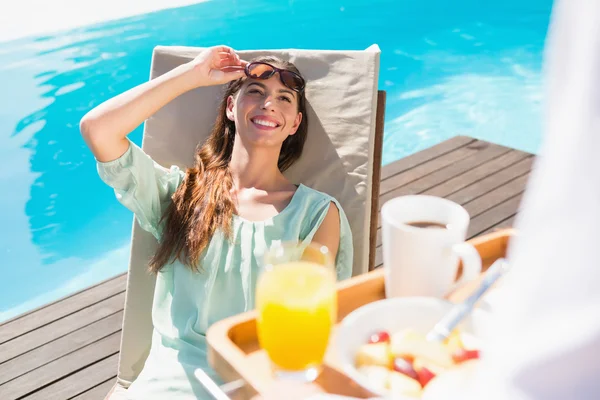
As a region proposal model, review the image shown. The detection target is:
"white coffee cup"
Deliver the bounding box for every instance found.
[381,195,482,298]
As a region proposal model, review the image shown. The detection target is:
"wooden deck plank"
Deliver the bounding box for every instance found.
[374,246,384,269]
[69,379,118,400]
[0,293,125,364]
[481,215,517,235]
[376,154,533,233]
[378,157,532,230]
[446,157,534,205]
[381,136,476,180]
[379,140,492,197]
[379,141,512,204]
[0,274,127,345]
[0,311,123,385]
[386,143,513,196]
[462,174,529,218]
[1,332,121,400]
[422,150,531,198]
[24,354,119,400]
[468,194,524,238]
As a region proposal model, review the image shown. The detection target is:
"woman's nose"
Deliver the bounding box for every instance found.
[261,95,275,110]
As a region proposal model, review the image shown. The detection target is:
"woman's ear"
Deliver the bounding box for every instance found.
[226,95,235,121]
[289,112,302,135]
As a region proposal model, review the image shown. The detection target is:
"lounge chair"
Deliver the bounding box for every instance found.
[106,44,385,398]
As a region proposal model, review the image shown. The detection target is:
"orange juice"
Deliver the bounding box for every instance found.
[256,261,337,372]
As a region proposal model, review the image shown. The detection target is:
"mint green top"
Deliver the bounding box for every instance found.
[97,140,353,399]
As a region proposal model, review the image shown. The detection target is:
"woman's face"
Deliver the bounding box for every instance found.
[226,74,303,147]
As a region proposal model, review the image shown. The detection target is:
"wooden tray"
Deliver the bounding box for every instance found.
[207,229,514,399]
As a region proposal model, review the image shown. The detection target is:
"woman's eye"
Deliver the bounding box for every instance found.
[248,89,263,95]
[279,96,292,103]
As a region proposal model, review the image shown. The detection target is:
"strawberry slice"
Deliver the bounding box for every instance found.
[452,349,480,363]
[369,331,390,344]
[417,366,436,387]
[393,357,419,380]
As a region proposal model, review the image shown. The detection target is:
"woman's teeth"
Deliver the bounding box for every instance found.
[253,119,278,127]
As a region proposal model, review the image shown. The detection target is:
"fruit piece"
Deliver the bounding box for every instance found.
[452,348,480,363]
[369,330,390,344]
[413,357,447,376]
[443,329,464,355]
[416,365,436,387]
[391,330,453,368]
[358,365,390,393]
[355,342,392,368]
[459,331,482,350]
[393,357,419,380]
[390,328,422,344]
[421,360,479,400]
[413,357,446,388]
[388,370,422,398]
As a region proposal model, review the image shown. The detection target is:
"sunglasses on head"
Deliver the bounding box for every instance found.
[244,62,306,93]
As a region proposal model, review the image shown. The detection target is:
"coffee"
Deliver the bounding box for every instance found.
[406,221,448,229]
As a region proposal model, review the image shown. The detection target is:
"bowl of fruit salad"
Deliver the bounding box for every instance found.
[336,297,488,399]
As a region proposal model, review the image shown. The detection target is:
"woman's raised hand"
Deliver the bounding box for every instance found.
[184,45,249,88]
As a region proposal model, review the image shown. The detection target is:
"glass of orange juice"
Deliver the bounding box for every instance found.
[256,242,337,382]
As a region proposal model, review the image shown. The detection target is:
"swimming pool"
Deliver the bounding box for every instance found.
[0,0,552,321]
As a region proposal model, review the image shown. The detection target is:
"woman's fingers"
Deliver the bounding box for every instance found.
[214,46,249,71]
[221,65,245,73]
[217,56,248,68]
[217,51,238,60]
[213,45,235,55]
[187,45,249,87]
[214,46,238,60]
[217,58,239,68]
[205,45,249,83]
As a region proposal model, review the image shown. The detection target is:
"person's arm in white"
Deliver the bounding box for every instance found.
[463,0,600,399]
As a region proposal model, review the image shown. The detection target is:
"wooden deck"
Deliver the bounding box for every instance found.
[0,136,534,400]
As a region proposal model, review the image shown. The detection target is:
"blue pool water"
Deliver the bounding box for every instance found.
[0,0,553,321]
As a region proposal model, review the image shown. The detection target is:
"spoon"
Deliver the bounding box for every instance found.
[426,258,509,342]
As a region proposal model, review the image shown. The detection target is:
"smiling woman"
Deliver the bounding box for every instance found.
[80,45,353,399]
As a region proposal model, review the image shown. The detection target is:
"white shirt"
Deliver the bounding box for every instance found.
[463,0,600,398]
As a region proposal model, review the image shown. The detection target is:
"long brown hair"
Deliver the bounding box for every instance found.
[149,56,308,273]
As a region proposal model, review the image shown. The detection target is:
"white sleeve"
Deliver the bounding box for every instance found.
[464,1,600,399]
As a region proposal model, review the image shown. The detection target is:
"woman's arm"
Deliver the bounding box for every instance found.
[80,46,247,162]
[80,63,195,162]
[312,202,341,259]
